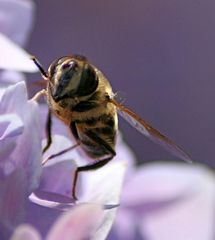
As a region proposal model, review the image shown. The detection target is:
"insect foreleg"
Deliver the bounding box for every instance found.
[31,89,47,101]
[43,109,53,153]
[72,130,116,200]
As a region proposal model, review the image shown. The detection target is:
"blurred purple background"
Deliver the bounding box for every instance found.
[28,0,215,168]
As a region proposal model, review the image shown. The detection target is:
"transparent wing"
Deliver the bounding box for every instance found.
[109,98,192,163]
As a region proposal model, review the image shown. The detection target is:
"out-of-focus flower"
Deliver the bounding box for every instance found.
[0,0,37,87]
[109,162,215,240]
[0,32,37,74]
[0,0,34,46]
[10,204,104,240]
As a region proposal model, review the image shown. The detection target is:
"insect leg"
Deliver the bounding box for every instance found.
[42,142,80,165]
[42,121,81,165]
[72,130,116,200]
[43,109,52,153]
[31,89,46,101]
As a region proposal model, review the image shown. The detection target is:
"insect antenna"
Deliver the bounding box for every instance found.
[31,56,48,79]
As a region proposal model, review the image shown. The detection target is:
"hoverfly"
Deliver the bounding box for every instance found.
[32,55,192,200]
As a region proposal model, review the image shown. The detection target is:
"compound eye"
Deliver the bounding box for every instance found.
[62,60,78,70]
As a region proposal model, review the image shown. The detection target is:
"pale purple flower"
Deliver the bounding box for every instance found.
[0,82,128,239]
[110,162,215,240]
[0,0,37,87]
[0,81,42,239]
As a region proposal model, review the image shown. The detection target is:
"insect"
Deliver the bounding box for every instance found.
[32,55,192,200]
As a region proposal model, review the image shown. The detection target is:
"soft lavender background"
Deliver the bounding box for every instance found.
[27,0,215,168]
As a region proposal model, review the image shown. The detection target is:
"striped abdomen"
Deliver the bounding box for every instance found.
[74,112,118,159]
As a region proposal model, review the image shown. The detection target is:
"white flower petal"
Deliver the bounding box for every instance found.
[80,160,127,203]
[29,192,74,211]
[0,113,24,164]
[80,160,127,240]
[1,82,42,192]
[0,114,23,140]
[0,33,37,72]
